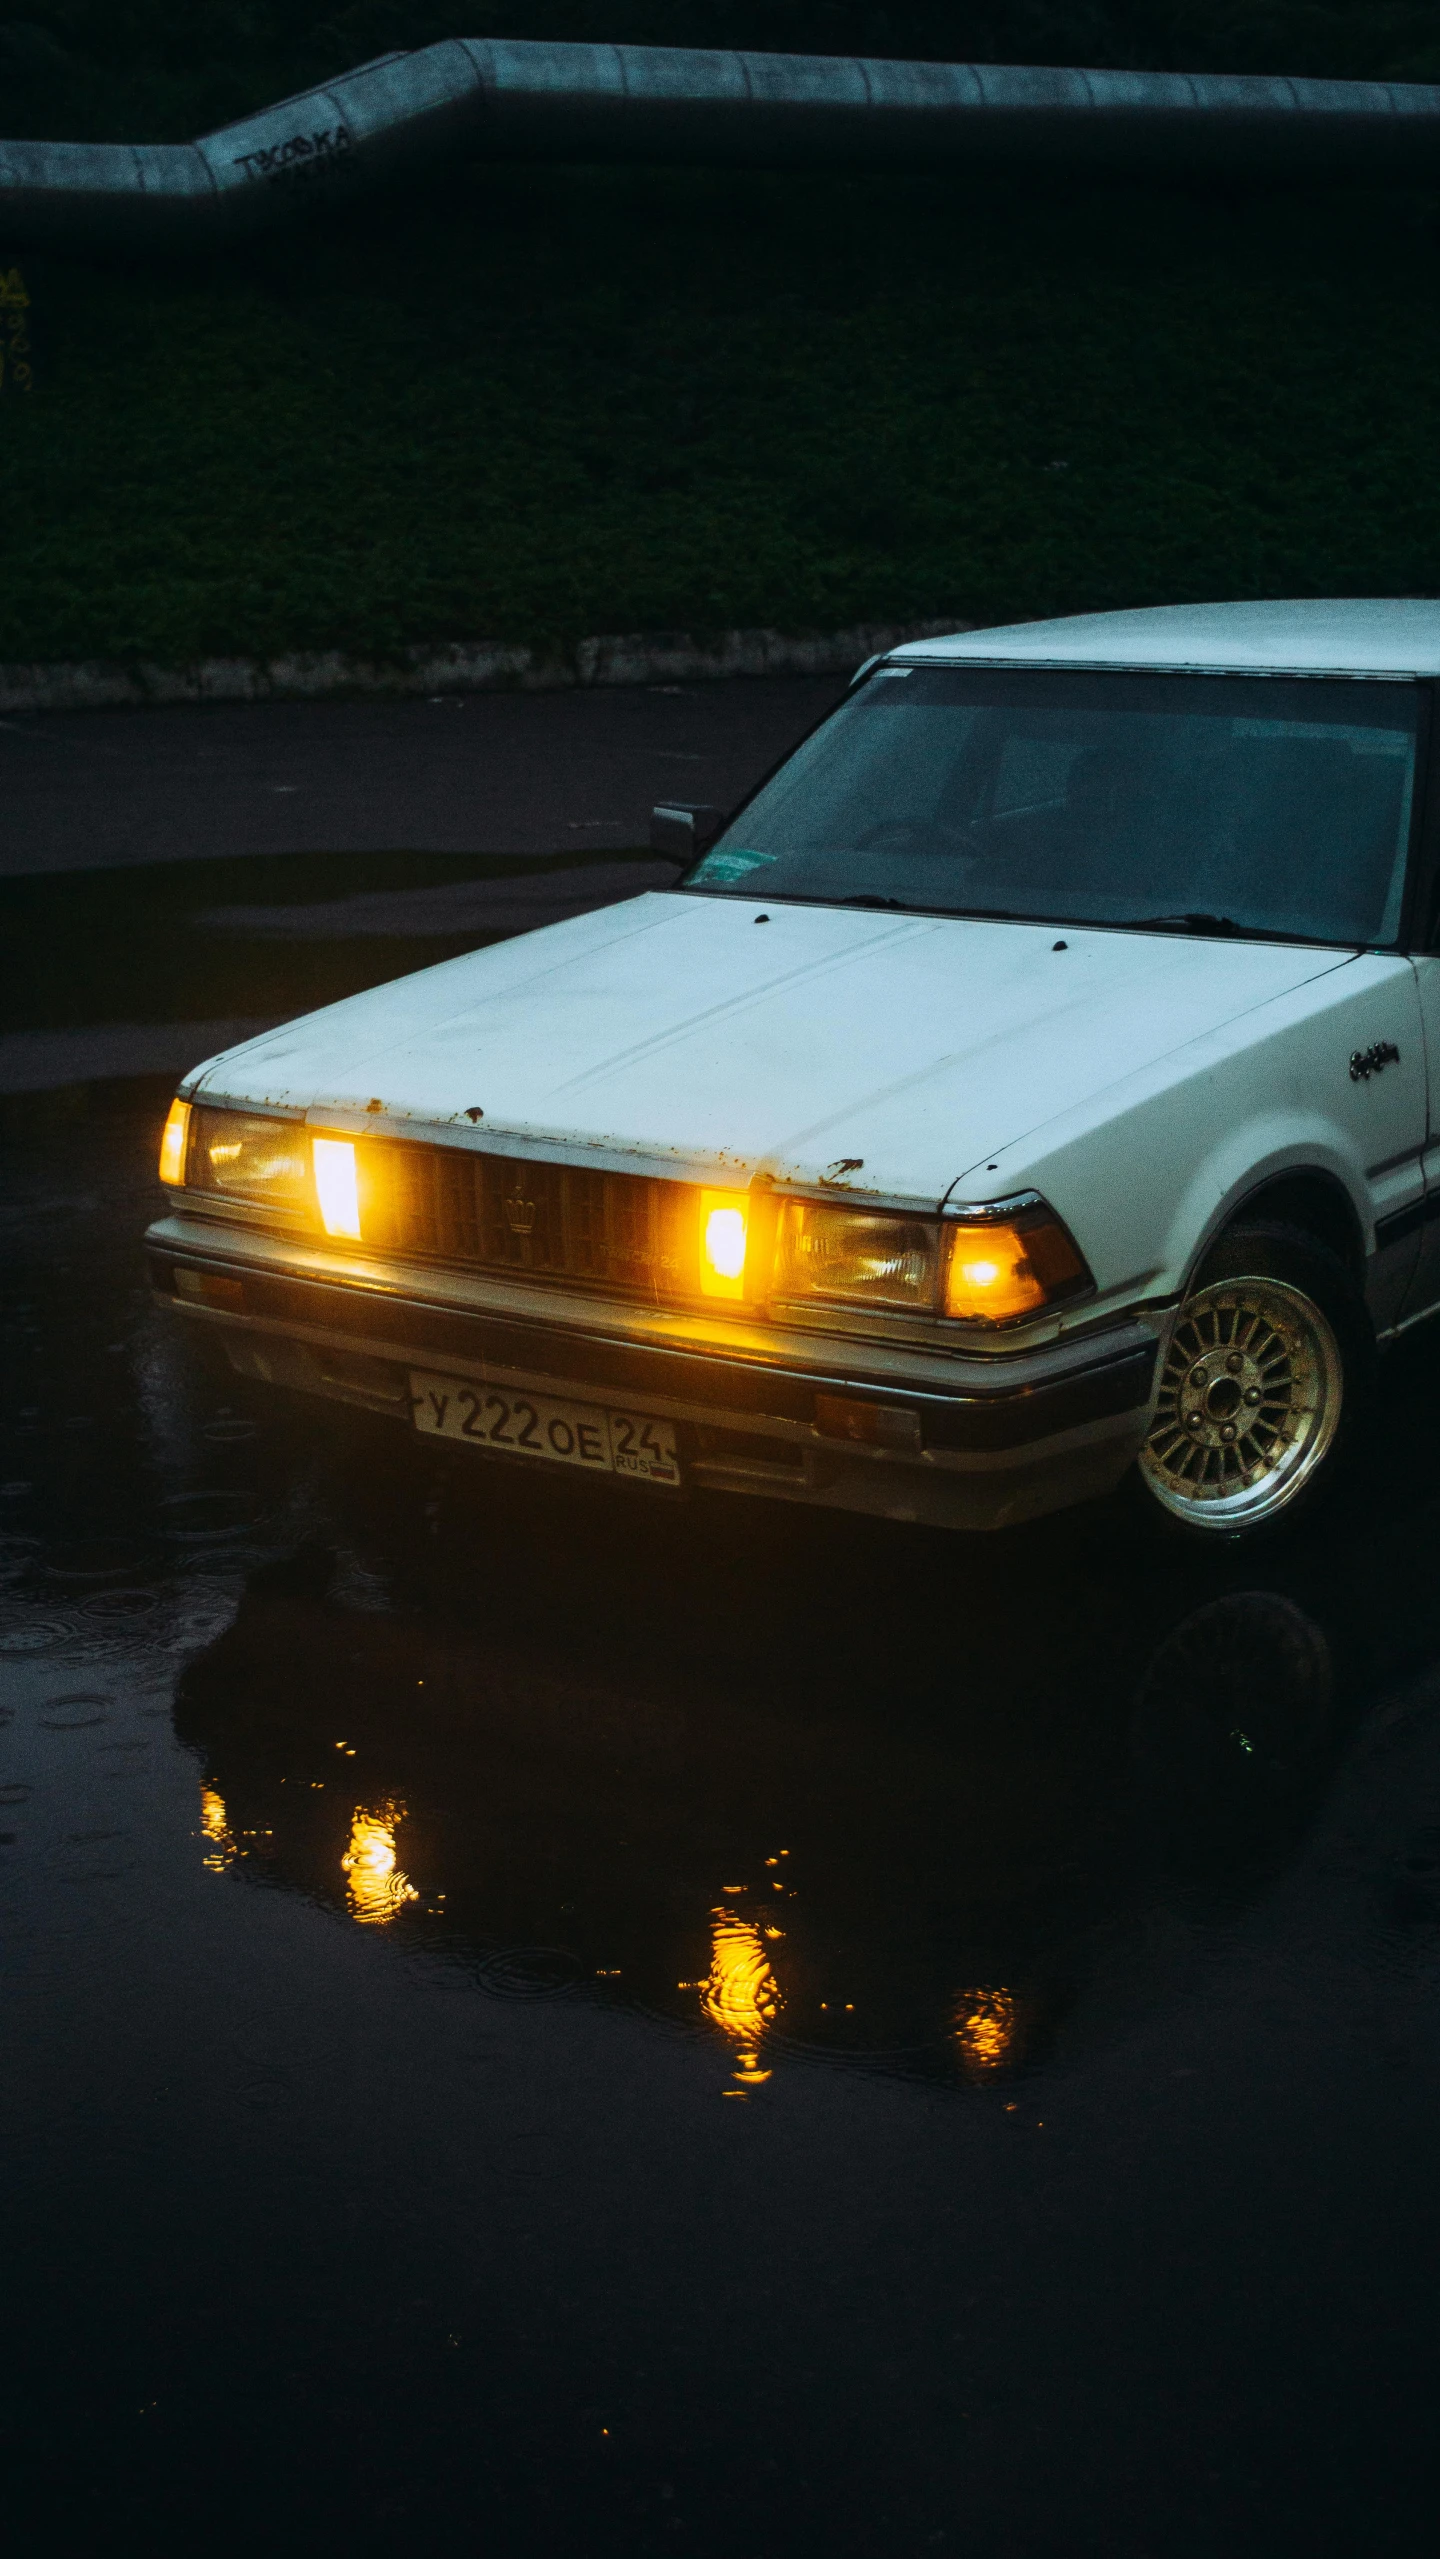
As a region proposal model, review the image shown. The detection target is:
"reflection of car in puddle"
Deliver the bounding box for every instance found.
[173,1524,1346,2093]
[1132,1590,1336,1879]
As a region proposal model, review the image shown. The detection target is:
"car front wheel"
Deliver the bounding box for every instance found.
[1136,1221,1372,1539]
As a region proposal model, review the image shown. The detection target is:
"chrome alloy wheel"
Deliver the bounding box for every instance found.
[1139,1275,1344,1531]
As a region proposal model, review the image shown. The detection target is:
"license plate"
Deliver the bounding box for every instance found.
[410,1372,681,1487]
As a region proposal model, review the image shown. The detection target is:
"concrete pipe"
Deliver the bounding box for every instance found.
[4,39,1440,256]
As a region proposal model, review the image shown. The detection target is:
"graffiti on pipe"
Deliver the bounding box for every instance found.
[232,126,353,189]
[0,265,32,394]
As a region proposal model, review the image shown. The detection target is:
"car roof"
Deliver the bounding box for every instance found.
[889,599,1440,679]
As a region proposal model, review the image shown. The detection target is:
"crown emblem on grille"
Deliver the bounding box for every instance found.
[503,1183,537,1237]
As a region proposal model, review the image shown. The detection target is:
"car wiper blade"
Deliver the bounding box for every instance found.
[1123,911,1243,935]
[839,896,1041,920]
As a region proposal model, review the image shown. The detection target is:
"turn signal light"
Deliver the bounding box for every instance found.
[313,1136,361,1240]
[943,1208,1088,1323]
[700,1191,748,1298]
[158,1098,191,1185]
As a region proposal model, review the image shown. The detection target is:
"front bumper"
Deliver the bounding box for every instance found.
[146,1210,1159,1533]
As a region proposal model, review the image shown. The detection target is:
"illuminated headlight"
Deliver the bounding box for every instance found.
[175,1108,365,1239]
[186,1107,313,1213]
[700,1189,749,1298]
[312,1136,361,1239]
[775,1202,940,1313]
[773,1195,1090,1327]
[157,1098,190,1185]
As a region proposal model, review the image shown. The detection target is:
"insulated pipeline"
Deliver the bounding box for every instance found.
[4,38,1440,255]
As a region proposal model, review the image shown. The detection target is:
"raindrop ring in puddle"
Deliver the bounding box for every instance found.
[79,1588,160,1620]
[475,1946,589,2000]
[0,1620,75,1653]
[157,1491,260,1542]
[39,1691,112,1730]
[43,1535,154,1584]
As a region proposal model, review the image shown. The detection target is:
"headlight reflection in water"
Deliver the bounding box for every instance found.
[198,1785,235,1873]
[342,1802,420,1925]
[952,1986,1019,2076]
[703,1906,782,2090]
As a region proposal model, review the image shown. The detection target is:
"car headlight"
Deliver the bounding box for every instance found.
[774,1201,940,1313]
[311,1136,361,1239]
[165,1105,366,1240]
[772,1194,1090,1327]
[157,1098,191,1185]
[183,1107,314,1213]
[699,1188,750,1298]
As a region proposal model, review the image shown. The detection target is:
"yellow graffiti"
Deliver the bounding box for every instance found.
[0,266,32,394]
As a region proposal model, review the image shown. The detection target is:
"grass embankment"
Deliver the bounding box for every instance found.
[6,167,1440,669]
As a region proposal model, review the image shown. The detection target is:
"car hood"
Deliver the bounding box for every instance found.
[192,892,1352,1201]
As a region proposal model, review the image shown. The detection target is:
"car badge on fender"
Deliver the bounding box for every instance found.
[1350,1041,1401,1082]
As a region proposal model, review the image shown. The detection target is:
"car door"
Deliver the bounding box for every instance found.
[1252,949,1426,1336]
[1394,685,1440,1324]
[1400,938,1440,1320]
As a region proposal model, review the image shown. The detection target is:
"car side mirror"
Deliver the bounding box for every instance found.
[650,803,725,860]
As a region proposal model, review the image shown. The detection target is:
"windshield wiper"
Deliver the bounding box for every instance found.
[1122,911,1243,936]
[838,895,1042,919]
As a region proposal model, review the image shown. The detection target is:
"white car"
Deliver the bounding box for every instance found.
[148,600,1440,1544]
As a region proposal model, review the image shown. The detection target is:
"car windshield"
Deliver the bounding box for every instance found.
[682,667,1420,944]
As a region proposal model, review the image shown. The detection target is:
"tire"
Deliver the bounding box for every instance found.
[1134,1220,1375,1542]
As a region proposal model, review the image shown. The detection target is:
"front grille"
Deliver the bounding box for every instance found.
[362,1140,702,1301]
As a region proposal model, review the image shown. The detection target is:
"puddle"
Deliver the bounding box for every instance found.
[10,1025,1440,2550]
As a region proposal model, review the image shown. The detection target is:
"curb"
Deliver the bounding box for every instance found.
[0,620,970,717]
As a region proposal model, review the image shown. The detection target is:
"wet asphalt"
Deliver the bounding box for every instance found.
[6,690,1440,2553]
[0,676,845,879]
